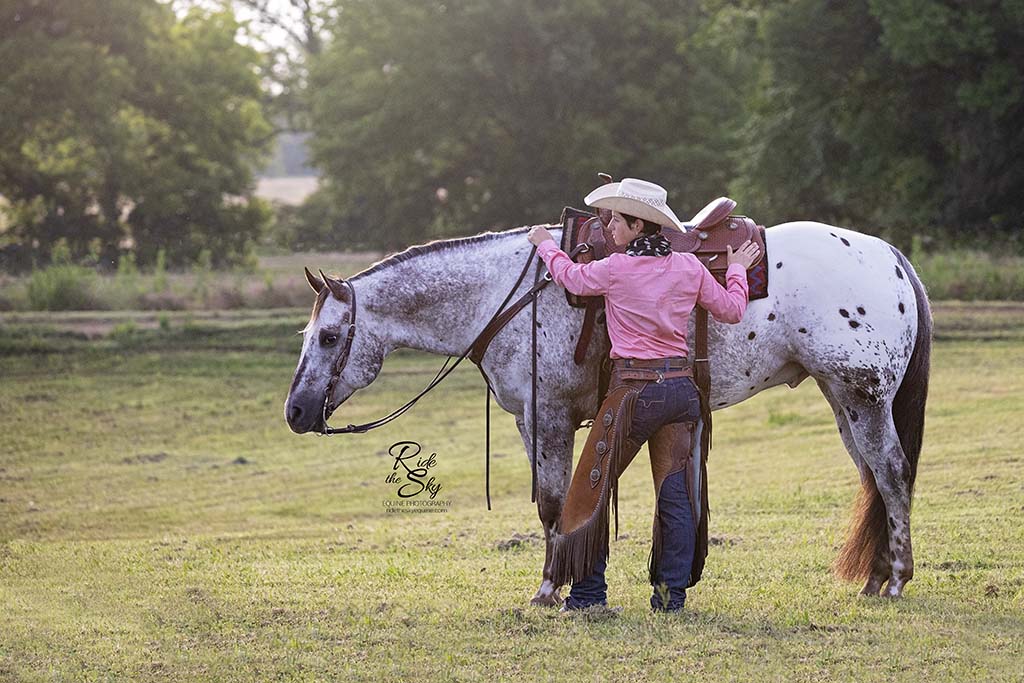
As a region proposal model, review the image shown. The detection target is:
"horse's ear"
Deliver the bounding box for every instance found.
[305,267,324,294]
[319,269,348,302]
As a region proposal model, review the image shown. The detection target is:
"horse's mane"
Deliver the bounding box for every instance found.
[308,224,543,326]
[348,225,533,283]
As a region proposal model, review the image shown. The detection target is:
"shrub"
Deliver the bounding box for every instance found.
[191,248,213,305]
[138,291,188,310]
[246,274,309,308]
[914,249,1024,301]
[26,264,100,310]
[153,248,169,293]
[207,284,246,310]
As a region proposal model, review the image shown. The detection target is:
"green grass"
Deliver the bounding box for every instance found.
[1,305,1022,681]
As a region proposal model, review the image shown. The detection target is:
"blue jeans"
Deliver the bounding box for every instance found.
[564,364,702,612]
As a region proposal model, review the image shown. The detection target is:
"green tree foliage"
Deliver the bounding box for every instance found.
[728,0,1024,246]
[0,0,272,268]
[262,184,351,250]
[307,0,745,251]
[301,0,1021,252]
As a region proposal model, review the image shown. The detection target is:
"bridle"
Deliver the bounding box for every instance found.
[311,236,591,508]
[320,278,358,429]
[315,239,580,434]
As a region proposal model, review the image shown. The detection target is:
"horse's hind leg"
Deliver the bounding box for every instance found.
[817,379,869,478]
[817,381,891,595]
[835,395,915,597]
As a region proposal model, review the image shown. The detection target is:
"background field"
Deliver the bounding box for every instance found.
[3,243,1024,315]
[1,304,1022,682]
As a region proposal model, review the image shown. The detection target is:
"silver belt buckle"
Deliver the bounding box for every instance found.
[655,370,664,384]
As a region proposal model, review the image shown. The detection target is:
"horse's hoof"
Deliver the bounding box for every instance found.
[882,580,905,598]
[529,579,563,607]
[856,573,888,593]
[530,589,563,608]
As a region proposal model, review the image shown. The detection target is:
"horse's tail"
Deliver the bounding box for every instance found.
[890,247,931,495]
[833,246,932,581]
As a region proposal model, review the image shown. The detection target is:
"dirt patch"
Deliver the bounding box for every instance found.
[709,536,741,547]
[496,532,542,551]
[122,452,169,464]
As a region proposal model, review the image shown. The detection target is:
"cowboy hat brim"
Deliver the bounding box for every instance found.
[584,183,684,231]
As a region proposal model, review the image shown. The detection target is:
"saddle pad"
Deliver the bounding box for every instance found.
[706,224,769,301]
[746,227,769,300]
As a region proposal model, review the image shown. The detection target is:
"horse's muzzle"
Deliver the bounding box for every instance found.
[284,392,325,434]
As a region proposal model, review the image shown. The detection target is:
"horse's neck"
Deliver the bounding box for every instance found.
[354,229,542,357]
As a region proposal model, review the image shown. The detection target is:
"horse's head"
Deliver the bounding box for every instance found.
[284,267,384,433]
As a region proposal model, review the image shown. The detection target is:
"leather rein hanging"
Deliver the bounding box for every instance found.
[315,239,591,510]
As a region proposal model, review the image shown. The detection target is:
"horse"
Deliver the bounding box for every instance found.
[284,220,931,603]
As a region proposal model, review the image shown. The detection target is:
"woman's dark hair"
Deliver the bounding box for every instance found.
[621,213,663,236]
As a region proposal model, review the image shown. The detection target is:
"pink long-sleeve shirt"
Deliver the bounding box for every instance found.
[536,239,749,359]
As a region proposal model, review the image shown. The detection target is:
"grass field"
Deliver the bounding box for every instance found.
[1,304,1022,681]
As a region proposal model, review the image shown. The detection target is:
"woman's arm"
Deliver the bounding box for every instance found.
[695,239,760,323]
[696,263,749,323]
[535,238,611,296]
[527,226,610,296]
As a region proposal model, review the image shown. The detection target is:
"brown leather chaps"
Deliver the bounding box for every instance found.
[547,361,709,590]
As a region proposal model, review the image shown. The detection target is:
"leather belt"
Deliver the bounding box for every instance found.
[611,357,692,383]
[612,357,689,369]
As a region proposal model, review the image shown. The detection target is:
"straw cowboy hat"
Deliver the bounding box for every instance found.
[584,178,684,231]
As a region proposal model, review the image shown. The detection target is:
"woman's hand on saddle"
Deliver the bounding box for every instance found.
[727,239,760,269]
[527,225,554,246]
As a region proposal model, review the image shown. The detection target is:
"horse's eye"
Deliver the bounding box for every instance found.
[320,332,339,346]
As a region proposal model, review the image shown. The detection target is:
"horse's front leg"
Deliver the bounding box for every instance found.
[530,495,565,608]
[514,408,576,607]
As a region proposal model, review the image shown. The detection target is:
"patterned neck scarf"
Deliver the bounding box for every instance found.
[625,233,672,257]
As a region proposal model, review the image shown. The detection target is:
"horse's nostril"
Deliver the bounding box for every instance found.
[289,404,303,423]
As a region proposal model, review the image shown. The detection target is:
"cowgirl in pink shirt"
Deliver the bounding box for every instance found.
[528,178,759,612]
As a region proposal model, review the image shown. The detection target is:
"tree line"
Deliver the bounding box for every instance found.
[0,0,271,269]
[2,0,1021,269]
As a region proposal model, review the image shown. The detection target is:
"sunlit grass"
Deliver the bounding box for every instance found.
[1,305,1022,681]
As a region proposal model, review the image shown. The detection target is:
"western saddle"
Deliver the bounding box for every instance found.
[559,183,769,442]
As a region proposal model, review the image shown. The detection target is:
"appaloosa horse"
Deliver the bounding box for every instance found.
[285,220,931,603]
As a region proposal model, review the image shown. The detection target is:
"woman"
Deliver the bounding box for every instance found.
[527,178,760,612]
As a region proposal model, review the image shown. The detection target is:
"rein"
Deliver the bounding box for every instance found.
[315,238,589,508]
